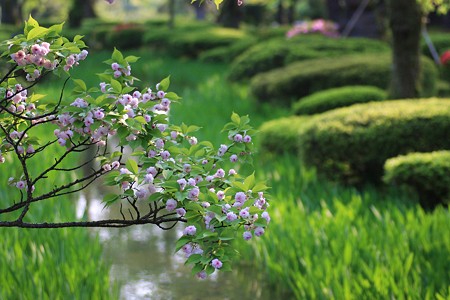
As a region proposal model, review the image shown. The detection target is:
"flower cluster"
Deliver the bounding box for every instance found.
[10,41,87,81]
[286,19,339,38]
[0,16,270,279]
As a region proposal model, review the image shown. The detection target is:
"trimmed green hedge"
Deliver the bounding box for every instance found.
[228,35,390,81]
[384,151,450,208]
[293,85,387,115]
[251,54,437,104]
[297,99,450,184]
[143,24,248,57]
[170,27,248,57]
[199,37,257,62]
[259,116,310,154]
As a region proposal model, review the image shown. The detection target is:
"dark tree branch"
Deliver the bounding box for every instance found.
[0,216,186,229]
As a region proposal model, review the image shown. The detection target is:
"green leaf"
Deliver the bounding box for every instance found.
[205,265,215,275]
[48,23,64,34]
[27,15,39,29]
[231,112,240,125]
[175,236,191,252]
[243,173,255,191]
[110,79,122,93]
[27,26,49,40]
[112,47,124,63]
[208,205,223,216]
[72,79,87,91]
[404,253,414,275]
[159,76,170,91]
[28,93,46,103]
[191,263,204,275]
[219,228,235,241]
[125,55,140,63]
[185,254,202,265]
[126,159,139,174]
[201,231,218,239]
[254,219,267,227]
[162,170,173,180]
[185,202,203,212]
[165,92,181,101]
[252,182,269,193]
[103,193,119,205]
[148,192,164,202]
[134,116,147,124]
[343,243,352,265]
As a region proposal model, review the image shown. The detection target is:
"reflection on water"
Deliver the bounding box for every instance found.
[78,189,271,300]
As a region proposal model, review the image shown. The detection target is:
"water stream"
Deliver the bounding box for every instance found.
[78,191,272,300]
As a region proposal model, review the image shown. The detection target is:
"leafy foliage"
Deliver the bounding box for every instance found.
[251,54,437,104]
[296,98,450,184]
[384,150,450,208]
[237,155,450,299]
[228,35,390,81]
[293,85,387,115]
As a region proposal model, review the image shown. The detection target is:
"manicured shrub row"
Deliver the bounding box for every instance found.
[258,116,310,154]
[384,151,450,208]
[251,54,437,104]
[228,35,390,81]
[171,27,248,57]
[200,25,290,62]
[199,37,258,62]
[296,99,450,184]
[293,85,387,115]
[143,24,248,57]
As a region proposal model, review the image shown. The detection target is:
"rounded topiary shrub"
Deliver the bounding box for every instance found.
[251,54,437,104]
[293,85,387,115]
[259,116,311,154]
[384,151,450,209]
[297,99,450,185]
[228,35,390,81]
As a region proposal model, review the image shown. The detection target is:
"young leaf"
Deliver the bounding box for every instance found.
[126,159,139,174]
[72,79,87,91]
[112,47,124,63]
[231,112,240,125]
[110,79,122,93]
[125,55,140,63]
[243,173,255,190]
[175,236,191,252]
[27,26,48,40]
[159,76,170,91]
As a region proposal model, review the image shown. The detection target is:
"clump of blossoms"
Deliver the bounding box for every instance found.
[0,16,270,278]
[286,19,339,38]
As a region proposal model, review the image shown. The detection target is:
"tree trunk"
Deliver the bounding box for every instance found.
[0,0,23,25]
[275,0,285,25]
[168,0,175,28]
[287,0,298,24]
[387,0,423,99]
[68,0,97,28]
[217,0,242,28]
